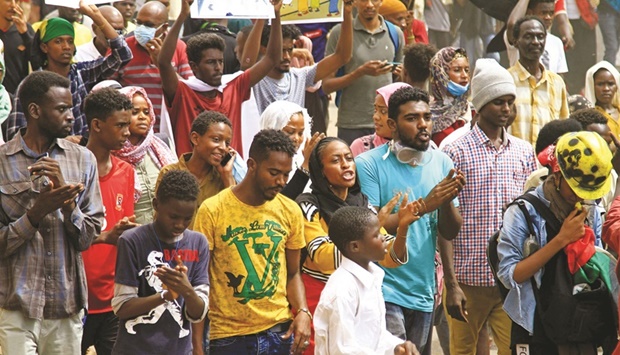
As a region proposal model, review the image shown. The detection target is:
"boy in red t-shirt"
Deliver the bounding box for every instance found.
[82,88,139,355]
[159,0,284,156]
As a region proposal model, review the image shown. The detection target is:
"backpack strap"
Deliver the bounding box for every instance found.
[518,193,562,237]
[384,20,400,62]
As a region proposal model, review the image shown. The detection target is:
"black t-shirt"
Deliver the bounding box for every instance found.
[0,24,35,94]
[113,224,210,355]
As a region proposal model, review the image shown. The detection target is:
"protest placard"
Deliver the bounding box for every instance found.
[190,0,275,19]
[45,0,120,8]
[281,0,343,24]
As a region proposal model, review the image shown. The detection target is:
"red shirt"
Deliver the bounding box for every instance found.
[111,36,192,132]
[82,156,135,313]
[170,70,251,156]
[408,19,429,45]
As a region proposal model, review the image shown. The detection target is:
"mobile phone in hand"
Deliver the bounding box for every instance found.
[220,152,233,167]
[387,62,401,71]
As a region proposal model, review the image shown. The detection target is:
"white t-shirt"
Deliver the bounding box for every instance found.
[253,65,318,114]
[75,40,102,62]
[504,31,568,74]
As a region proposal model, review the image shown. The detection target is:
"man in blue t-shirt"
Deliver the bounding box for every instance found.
[355,86,464,354]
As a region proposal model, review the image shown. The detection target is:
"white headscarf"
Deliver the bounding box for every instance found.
[584,61,620,110]
[260,100,312,171]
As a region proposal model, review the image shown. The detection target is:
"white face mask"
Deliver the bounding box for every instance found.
[134,24,163,47]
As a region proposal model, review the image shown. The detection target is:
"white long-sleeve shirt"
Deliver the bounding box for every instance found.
[314,257,403,355]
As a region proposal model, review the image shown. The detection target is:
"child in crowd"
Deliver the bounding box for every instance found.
[111,170,210,355]
[313,206,420,355]
[156,111,240,228]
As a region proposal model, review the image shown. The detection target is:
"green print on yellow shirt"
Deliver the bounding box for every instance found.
[222,220,285,304]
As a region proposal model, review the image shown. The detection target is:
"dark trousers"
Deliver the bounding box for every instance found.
[81,311,118,355]
[210,321,293,355]
[305,91,329,135]
[561,20,596,94]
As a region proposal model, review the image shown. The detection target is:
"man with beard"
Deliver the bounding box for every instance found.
[160,0,282,156]
[0,71,104,354]
[355,86,464,354]
[193,129,311,355]
[507,16,569,147]
[243,1,353,114]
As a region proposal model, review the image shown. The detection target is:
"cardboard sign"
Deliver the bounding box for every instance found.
[281,0,343,24]
[45,0,120,8]
[190,0,275,19]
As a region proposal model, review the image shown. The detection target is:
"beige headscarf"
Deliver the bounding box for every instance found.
[584,61,620,109]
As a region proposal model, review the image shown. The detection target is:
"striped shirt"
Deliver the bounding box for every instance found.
[508,61,569,146]
[0,132,104,319]
[111,36,193,132]
[443,125,536,287]
[6,36,133,140]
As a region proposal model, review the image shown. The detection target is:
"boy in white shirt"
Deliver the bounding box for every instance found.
[313,205,420,355]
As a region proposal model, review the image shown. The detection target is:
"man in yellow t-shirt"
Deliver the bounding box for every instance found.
[194,129,312,355]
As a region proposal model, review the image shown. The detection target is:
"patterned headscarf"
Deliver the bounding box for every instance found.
[113,86,177,171]
[430,47,470,135]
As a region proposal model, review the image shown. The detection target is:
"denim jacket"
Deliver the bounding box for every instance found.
[496,185,602,333]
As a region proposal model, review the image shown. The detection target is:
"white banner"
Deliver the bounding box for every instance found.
[45,0,120,8]
[190,0,274,19]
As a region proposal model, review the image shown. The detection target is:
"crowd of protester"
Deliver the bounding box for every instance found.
[2,0,620,354]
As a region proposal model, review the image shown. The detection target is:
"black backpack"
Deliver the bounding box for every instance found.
[487,192,618,347]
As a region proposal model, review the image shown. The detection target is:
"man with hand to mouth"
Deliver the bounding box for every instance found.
[111,0,193,134]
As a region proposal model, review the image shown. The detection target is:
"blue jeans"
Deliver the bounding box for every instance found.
[599,7,620,65]
[385,302,433,354]
[210,322,293,355]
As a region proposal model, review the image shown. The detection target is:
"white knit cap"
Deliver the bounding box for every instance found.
[471,58,516,112]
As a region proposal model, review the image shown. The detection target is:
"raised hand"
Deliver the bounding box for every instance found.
[12,3,27,34]
[301,132,325,171]
[397,194,423,230]
[181,0,194,16]
[423,169,465,213]
[146,37,163,65]
[271,0,283,13]
[556,207,587,247]
[378,192,402,228]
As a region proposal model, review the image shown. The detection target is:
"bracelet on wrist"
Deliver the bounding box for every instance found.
[295,308,313,321]
[298,166,310,176]
[160,290,169,301]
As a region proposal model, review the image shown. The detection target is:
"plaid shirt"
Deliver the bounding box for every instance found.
[508,61,569,146]
[5,36,133,140]
[443,125,536,287]
[0,131,104,319]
